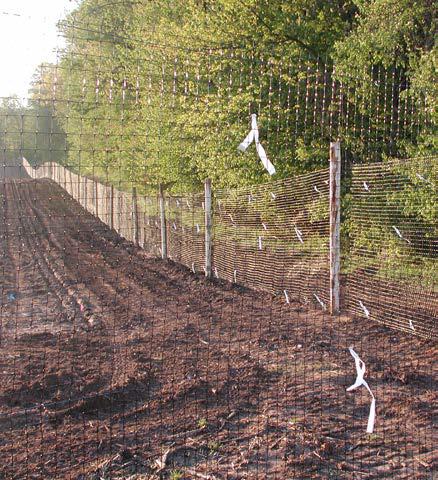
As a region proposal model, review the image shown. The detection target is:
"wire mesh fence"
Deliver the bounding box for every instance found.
[1,32,435,188]
[345,156,438,339]
[0,6,437,480]
[212,169,330,308]
[166,193,206,274]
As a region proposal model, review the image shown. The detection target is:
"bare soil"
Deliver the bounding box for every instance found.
[0,179,436,480]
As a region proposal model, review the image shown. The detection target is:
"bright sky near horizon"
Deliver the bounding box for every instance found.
[0,0,78,100]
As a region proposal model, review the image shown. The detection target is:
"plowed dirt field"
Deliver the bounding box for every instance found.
[0,179,436,479]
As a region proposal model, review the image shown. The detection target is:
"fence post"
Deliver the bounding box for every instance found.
[159,184,167,260]
[132,186,139,247]
[204,178,212,278]
[94,180,99,217]
[329,141,341,315]
[109,184,114,230]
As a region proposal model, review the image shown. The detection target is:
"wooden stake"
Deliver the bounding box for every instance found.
[204,178,212,278]
[94,180,99,217]
[132,186,139,246]
[329,141,341,315]
[159,184,167,260]
[109,184,114,230]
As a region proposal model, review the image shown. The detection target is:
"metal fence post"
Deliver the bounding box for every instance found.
[329,140,341,315]
[159,184,167,260]
[204,178,212,278]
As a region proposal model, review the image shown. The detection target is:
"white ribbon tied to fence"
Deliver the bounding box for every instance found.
[238,114,276,175]
[347,347,376,434]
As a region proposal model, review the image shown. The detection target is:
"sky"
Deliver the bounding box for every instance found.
[0,0,78,100]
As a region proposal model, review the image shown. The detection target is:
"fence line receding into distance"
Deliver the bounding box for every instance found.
[22,154,438,340]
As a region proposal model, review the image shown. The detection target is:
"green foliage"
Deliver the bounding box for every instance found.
[0,90,66,166]
[197,417,208,429]
[169,470,184,480]
[2,0,436,194]
[207,440,220,454]
[333,0,437,159]
[345,158,437,289]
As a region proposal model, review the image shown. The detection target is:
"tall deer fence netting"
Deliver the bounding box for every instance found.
[0,6,436,480]
[213,169,330,307]
[345,157,438,339]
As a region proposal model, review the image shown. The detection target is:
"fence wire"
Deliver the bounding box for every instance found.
[345,157,438,339]
[1,35,435,190]
[0,7,437,480]
[213,169,330,308]
[167,193,206,273]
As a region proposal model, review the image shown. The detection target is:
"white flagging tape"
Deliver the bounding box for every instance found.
[192,263,196,274]
[258,236,263,250]
[409,318,415,331]
[214,267,219,279]
[295,226,304,244]
[314,185,321,194]
[347,348,376,434]
[270,192,276,200]
[196,224,200,234]
[363,182,370,191]
[359,300,370,318]
[392,225,411,244]
[233,270,237,283]
[262,222,268,231]
[238,114,276,175]
[416,173,433,187]
[284,290,290,304]
[313,293,326,311]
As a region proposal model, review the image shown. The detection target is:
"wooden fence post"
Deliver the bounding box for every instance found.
[82,177,86,208]
[109,184,114,230]
[204,178,212,278]
[329,141,341,315]
[159,184,167,260]
[94,180,99,217]
[132,186,139,247]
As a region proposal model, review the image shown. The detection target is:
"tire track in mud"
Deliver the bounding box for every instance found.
[0,180,63,339]
[20,181,168,330]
